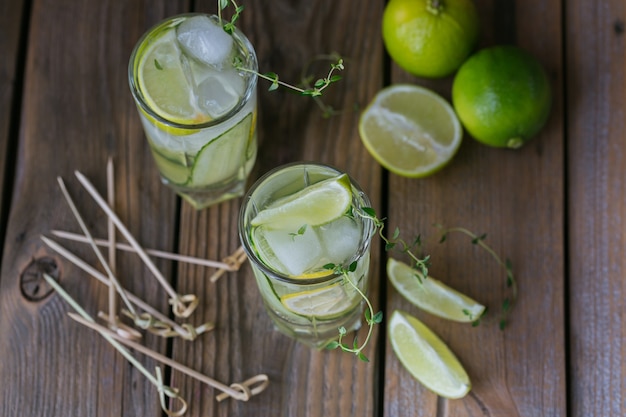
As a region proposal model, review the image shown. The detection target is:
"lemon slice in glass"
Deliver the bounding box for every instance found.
[251,174,352,230]
[388,258,485,322]
[281,282,358,319]
[137,29,211,130]
[359,84,462,178]
[389,310,471,399]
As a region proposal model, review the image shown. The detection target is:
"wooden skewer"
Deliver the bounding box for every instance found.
[57,177,137,318]
[209,247,248,283]
[50,230,237,270]
[106,157,118,328]
[67,312,269,402]
[41,273,188,416]
[40,235,200,340]
[74,170,197,318]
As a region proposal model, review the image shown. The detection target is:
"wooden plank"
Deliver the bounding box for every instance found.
[0,1,187,416]
[0,0,25,244]
[383,0,566,415]
[170,1,385,415]
[566,1,626,416]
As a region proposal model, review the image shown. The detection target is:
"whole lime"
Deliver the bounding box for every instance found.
[452,45,552,149]
[382,0,480,78]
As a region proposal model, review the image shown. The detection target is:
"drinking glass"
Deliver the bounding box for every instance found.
[129,13,258,209]
[239,163,375,348]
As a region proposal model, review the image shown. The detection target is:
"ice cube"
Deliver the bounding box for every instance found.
[196,74,240,117]
[318,216,362,266]
[256,226,323,276]
[176,15,234,67]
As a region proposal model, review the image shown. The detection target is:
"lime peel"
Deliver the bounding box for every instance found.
[250,174,353,230]
[387,258,485,322]
[389,310,471,399]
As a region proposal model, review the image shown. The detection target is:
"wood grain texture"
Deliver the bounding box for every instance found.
[0,1,186,416]
[3,0,625,415]
[383,0,566,416]
[170,1,384,416]
[0,0,25,250]
[566,1,626,416]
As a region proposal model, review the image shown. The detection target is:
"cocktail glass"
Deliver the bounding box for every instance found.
[239,163,375,348]
[129,13,258,209]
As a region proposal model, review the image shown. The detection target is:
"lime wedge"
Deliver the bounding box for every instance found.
[387,258,485,322]
[389,310,471,399]
[359,84,462,178]
[189,112,253,187]
[137,29,210,127]
[281,282,358,319]
[250,174,353,230]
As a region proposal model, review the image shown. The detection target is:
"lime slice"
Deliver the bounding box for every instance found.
[189,112,253,187]
[387,258,485,322]
[137,28,210,128]
[281,282,358,319]
[359,84,462,178]
[389,310,471,399]
[250,174,352,230]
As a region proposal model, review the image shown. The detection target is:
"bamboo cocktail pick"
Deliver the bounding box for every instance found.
[40,235,213,340]
[105,157,119,329]
[67,312,269,402]
[49,230,247,275]
[42,274,269,408]
[56,177,142,342]
[42,273,188,416]
[74,170,198,318]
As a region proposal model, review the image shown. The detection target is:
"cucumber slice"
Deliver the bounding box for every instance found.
[190,113,253,187]
[150,148,190,185]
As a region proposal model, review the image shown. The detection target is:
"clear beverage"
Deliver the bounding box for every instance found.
[239,163,375,348]
[129,14,258,209]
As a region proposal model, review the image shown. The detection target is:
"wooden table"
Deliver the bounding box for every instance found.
[1,1,623,416]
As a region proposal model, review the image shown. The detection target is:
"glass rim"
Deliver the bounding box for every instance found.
[128,12,258,130]
[238,161,375,286]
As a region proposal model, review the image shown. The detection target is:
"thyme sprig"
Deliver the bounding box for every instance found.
[437,226,517,330]
[325,261,383,362]
[233,56,344,97]
[218,0,344,98]
[359,207,431,281]
[218,0,243,34]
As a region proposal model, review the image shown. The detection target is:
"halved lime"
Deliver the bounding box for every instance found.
[359,84,462,178]
[389,310,471,399]
[250,174,353,230]
[387,258,485,322]
[137,28,210,130]
[281,282,358,319]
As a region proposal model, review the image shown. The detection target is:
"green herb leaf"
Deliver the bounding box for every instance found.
[326,341,340,350]
[362,207,376,217]
[373,311,383,324]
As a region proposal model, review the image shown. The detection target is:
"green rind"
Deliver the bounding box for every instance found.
[190,112,253,187]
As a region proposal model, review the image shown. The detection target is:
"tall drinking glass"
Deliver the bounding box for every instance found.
[129,13,258,209]
[239,163,375,348]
